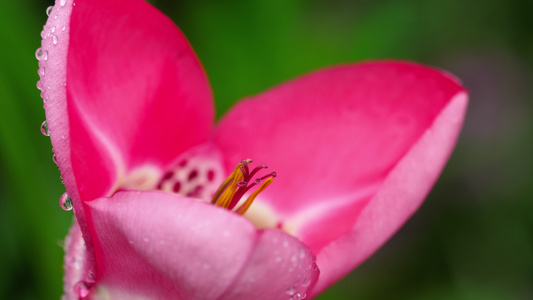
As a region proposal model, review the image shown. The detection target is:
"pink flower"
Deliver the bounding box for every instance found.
[36,0,467,299]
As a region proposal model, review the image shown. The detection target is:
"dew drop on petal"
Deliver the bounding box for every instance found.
[59,193,73,211]
[73,281,90,298]
[53,154,58,164]
[302,276,311,287]
[286,286,296,296]
[35,48,43,60]
[38,67,45,76]
[36,80,42,91]
[40,120,49,136]
[51,26,56,33]
[46,6,53,16]
[60,0,67,6]
[52,35,58,45]
[42,50,48,61]
[86,272,95,284]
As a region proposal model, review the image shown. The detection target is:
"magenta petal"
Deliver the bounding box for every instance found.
[42,0,214,203]
[63,220,94,300]
[218,230,319,300]
[313,91,467,295]
[214,61,467,291]
[86,191,318,299]
[38,0,91,247]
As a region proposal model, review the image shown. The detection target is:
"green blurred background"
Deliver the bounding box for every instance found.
[1,0,532,299]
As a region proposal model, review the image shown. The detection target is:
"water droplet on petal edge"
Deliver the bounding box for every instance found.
[40,121,49,136]
[73,281,90,298]
[59,193,73,211]
[46,6,53,16]
[35,48,43,60]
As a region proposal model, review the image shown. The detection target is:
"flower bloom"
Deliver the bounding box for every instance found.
[36,0,467,299]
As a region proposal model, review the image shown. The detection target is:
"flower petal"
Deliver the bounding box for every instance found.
[41,0,214,203]
[214,61,467,291]
[63,220,93,300]
[312,90,467,295]
[85,191,318,299]
[39,0,91,256]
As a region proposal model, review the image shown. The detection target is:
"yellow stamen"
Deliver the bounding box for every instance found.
[235,177,274,215]
[211,162,245,207]
[211,159,275,215]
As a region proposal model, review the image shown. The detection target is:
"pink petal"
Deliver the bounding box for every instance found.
[84,191,319,299]
[38,0,90,256]
[41,0,214,203]
[214,61,467,292]
[312,91,467,295]
[63,220,94,300]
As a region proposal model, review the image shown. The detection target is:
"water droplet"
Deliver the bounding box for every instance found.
[36,80,43,91]
[302,276,311,287]
[42,50,48,61]
[60,0,67,6]
[62,26,66,31]
[73,281,90,298]
[59,193,73,211]
[38,67,45,76]
[300,292,307,299]
[286,286,296,296]
[51,26,56,33]
[35,48,43,60]
[291,293,302,300]
[86,272,95,284]
[52,35,58,45]
[40,120,49,136]
[46,6,53,16]
[53,154,58,164]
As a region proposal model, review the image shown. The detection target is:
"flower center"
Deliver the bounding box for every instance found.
[157,146,226,202]
[211,159,276,215]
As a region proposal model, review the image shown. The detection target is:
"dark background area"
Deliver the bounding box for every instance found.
[1,0,532,299]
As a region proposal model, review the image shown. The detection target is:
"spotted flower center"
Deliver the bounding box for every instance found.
[211,159,276,215]
[156,147,275,215]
